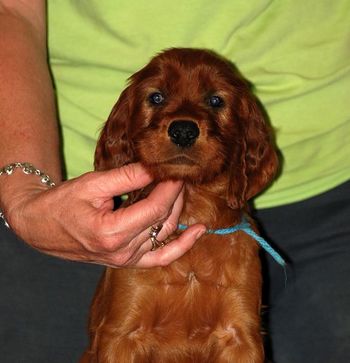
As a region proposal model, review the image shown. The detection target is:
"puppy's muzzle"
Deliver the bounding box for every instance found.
[168,120,200,148]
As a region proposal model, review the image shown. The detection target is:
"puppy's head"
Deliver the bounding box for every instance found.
[95,48,278,209]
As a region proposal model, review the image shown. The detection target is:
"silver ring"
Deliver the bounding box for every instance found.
[149,225,165,251]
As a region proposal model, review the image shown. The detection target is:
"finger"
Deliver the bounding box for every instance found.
[135,225,206,268]
[155,187,185,240]
[95,223,167,268]
[110,223,162,259]
[117,219,174,264]
[126,187,184,248]
[92,163,154,196]
[106,180,184,241]
[146,180,183,207]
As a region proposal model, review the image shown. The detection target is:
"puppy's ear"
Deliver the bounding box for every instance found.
[94,88,135,171]
[227,86,278,209]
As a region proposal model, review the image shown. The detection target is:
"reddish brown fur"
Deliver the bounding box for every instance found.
[82,48,278,363]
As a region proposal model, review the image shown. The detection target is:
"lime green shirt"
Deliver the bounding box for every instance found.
[47,0,350,209]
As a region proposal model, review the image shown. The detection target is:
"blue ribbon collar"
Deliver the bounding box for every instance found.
[178,218,286,267]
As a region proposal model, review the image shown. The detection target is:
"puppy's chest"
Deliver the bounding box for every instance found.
[162,232,244,288]
[127,232,254,316]
[102,233,261,352]
[113,235,253,339]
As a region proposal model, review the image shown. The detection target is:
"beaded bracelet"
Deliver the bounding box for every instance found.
[0,162,56,228]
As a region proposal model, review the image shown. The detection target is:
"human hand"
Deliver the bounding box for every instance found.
[1,163,206,268]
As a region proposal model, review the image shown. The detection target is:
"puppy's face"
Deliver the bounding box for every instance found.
[95,48,278,208]
[128,49,242,183]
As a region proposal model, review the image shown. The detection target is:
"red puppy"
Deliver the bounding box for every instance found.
[82,48,278,363]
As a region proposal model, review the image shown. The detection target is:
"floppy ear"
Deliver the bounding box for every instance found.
[94,88,135,171]
[227,87,279,209]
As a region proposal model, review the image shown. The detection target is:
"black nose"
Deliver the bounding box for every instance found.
[168,120,200,147]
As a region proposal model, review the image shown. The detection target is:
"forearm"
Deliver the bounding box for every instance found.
[0,1,61,190]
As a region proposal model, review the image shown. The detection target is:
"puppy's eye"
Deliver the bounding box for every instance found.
[149,92,165,105]
[208,95,224,108]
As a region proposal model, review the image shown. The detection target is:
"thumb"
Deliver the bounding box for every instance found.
[93,163,154,196]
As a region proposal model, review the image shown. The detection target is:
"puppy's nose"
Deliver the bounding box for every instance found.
[168,120,200,148]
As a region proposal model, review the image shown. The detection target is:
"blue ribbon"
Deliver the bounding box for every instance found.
[178,218,286,267]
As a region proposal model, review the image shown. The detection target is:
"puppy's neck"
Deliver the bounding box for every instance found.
[180,182,243,230]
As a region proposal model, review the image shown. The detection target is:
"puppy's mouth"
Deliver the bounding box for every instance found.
[162,155,197,166]
[144,153,203,183]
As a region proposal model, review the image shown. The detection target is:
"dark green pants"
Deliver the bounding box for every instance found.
[0,224,103,362]
[254,180,350,363]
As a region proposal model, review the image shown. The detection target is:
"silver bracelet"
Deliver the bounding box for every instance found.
[0,162,56,228]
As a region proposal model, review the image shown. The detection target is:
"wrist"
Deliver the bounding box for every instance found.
[0,162,57,227]
[1,162,56,186]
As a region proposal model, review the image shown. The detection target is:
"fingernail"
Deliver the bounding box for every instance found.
[196,227,207,239]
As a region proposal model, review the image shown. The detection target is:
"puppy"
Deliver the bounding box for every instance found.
[82,48,278,363]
